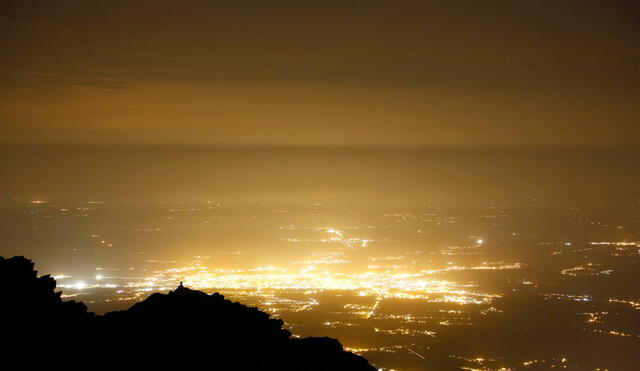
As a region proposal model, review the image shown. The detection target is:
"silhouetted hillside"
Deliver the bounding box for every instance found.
[1,256,375,370]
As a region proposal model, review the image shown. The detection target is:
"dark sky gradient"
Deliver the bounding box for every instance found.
[2,7,640,370]
[2,0,639,147]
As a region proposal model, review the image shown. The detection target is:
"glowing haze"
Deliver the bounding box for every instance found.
[2,2,640,370]
[1,0,639,147]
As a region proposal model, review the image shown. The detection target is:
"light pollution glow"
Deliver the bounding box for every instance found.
[54,227,519,310]
[14,198,640,370]
[58,256,515,308]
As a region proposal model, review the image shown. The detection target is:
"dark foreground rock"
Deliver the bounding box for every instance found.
[1,256,375,370]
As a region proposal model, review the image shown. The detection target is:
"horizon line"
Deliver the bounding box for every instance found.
[1,139,639,152]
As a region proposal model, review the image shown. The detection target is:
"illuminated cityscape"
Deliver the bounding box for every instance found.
[2,194,638,370]
[2,1,639,369]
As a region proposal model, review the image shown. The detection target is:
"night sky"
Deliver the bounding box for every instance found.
[2,3,640,370]
[2,0,639,147]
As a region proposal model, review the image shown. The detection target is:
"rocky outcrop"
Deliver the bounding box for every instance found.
[1,256,375,370]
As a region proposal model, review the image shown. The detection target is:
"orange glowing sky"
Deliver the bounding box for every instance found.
[1,0,639,147]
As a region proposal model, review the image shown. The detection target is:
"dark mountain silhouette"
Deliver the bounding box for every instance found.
[1,256,375,370]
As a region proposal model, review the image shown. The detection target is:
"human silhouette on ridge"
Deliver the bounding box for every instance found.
[0,255,375,370]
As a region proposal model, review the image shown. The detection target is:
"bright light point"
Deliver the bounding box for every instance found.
[95,275,103,280]
[477,239,484,245]
[74,282,86,290]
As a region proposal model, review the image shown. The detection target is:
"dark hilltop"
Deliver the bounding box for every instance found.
[1,256,375,370]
